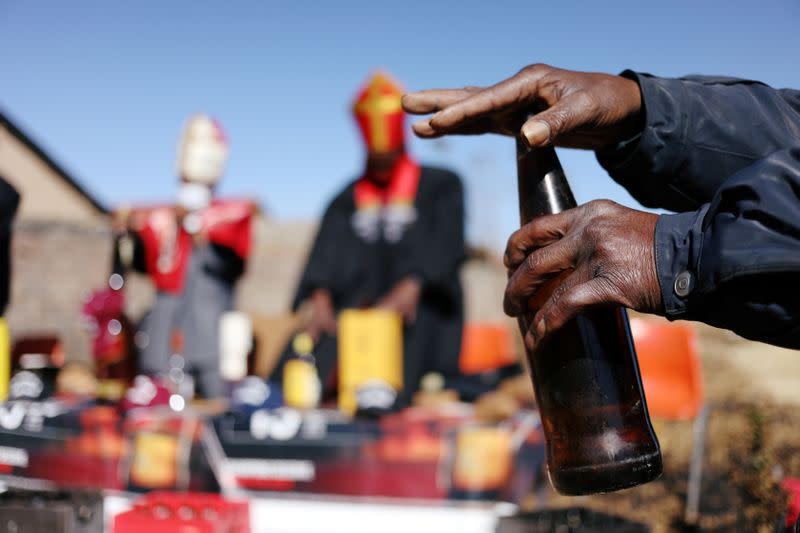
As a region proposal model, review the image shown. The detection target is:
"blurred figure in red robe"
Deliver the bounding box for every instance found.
[114,115,255,399]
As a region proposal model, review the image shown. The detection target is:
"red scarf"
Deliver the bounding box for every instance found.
[137,199,254,294]
[354,154,421,210]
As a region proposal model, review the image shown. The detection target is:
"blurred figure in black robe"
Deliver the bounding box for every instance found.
[0,177,19,318]
[0,177,19,401]
[276,72,466,407]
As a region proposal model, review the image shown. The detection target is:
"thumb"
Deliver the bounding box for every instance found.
[520,95,584,148]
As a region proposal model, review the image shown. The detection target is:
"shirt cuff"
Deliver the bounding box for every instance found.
[653,208,708,318]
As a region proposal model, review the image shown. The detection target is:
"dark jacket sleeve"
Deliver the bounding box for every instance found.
[597,72,800,211]
[595,72,800,348]
[654,147,800,348]
[396,170,466,300]
[291,196,345,310]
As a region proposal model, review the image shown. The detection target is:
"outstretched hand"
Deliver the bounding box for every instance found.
[402,63,643,151]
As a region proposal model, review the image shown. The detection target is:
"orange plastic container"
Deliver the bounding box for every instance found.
[458,323,517,375]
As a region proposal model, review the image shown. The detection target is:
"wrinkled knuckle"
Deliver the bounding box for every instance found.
[573,90,597,112]
[583,220,604,242]
[546,107,570,132]
[588,258,607,280]
[524,251,541,275]
[560,291,584,316]
[504,239,523,267]
[548,278,570,307]
[502,252,513,269]
[563,236,581,268]
[520,63,548,78]
[507,227,525,248]
[593,240,616,261]
[503,292,518,316]
[429,112,451,129]
[582,199,598,210]
[593,199,619,214]
[527,218,550,239]
[590,276,620,305]
[541,300,564,331]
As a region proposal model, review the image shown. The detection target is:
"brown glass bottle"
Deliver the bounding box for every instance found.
[516,138,662,495]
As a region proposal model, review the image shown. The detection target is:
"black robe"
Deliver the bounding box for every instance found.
[0,177,20,317]
[280,165,466,405]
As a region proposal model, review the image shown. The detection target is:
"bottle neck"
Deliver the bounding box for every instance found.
[516,138,577,222]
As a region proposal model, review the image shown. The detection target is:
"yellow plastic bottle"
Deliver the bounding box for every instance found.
[283,333,321,410]
[0,319,9,401]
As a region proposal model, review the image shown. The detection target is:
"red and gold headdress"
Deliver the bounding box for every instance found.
[352,72,405,153]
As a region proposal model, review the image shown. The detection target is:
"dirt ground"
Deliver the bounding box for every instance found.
[521,319,800,532]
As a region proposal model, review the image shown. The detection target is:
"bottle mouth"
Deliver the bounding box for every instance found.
[516,135,534,159]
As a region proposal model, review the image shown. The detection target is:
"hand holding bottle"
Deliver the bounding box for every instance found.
[503,199,662,350]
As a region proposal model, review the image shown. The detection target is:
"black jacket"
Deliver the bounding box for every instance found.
[0,177,20,316]
[598,71,800,348]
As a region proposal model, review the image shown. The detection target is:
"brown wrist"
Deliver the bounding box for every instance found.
[643,214,663,314]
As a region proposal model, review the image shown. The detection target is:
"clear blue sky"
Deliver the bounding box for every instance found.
[1,1,798,249]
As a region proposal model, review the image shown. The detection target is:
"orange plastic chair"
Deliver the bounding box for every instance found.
[458,323,517,375]
[631,316,707,526]
[631,317,703,420]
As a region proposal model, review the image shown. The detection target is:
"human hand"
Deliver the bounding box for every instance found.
[402,64,643,150]
[376,277,422,324]
[503,200,662,351]
[305,289,338,341]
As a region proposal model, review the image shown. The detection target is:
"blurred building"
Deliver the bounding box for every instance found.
[0,110,111,361]
[0,112,107,223]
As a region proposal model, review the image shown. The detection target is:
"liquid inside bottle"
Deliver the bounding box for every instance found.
[516,138,662,495]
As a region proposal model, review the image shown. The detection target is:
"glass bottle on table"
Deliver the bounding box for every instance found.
[515,136,662,495]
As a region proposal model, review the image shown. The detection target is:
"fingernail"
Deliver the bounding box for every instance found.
[412,119,432,132]
[535,317,546,339]
[524,331,536,352]
[522,121,551,147]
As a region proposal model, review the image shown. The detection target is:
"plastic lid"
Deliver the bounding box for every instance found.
[419,372,444,393]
